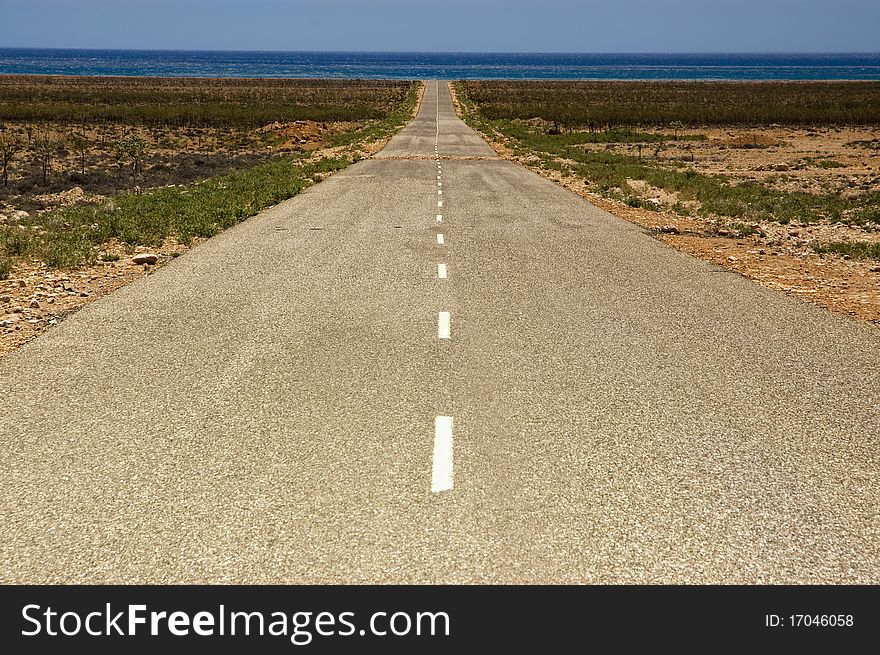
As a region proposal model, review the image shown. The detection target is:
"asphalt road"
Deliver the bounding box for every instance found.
[1,82,878,584]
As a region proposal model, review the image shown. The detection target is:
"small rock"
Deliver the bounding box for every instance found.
[0,295,11,303]
[12,306,24,313]
[869,266,880,273]
[727,256,738,263]
[79,292,90,298]
[659,225,679,234]
[29,300,40,309]
[11,210,29,222]
[133,253,159,265]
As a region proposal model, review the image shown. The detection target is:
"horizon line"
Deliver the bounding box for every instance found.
[1,47,879,56]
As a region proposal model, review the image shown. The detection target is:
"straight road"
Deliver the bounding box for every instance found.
[1,82,878,583]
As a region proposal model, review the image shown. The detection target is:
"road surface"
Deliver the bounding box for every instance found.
[1,82,878,583]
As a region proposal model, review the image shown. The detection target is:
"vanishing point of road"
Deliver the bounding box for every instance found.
[1,82,878,583]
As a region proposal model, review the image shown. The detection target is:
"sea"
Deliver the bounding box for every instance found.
[0,50,879,80]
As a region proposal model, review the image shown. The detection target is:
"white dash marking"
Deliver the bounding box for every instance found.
[438,311,451,339]
[437,233,444,245]
[431,416,454,493]
[438,182,442,187]
[436,214,443,222]
[438,263,447,279]
[438,201,443,207]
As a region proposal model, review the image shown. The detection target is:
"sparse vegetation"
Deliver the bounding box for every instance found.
[22,155,348,268]
[503,122,705,144]
[814,242,880,260]
[807,157,846,169]
[0,225,31,255]
[459,80,880,128]
[0,77,419,274]
[0,129,24,187]
[0,77,417,201]
[454,82,880,229]
[0,76,414,128]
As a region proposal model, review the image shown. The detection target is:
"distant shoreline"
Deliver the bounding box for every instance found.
[3,48,879,54]
[1,50,878,81]
[2,73,879,84]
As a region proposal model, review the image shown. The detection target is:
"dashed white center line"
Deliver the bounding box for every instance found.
[438,311,451,339]
[429,85,454,494]
[431,416,454,493]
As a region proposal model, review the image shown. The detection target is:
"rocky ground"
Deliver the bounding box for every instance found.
[0,238,196,356]
[599,125,880,199]
[1,119,353,212]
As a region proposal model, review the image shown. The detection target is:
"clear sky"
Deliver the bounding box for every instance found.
[0,0,877,52]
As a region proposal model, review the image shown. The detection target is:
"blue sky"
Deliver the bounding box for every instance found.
[0,0,877,52]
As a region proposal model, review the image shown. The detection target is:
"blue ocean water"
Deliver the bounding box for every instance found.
[0,49,878,80]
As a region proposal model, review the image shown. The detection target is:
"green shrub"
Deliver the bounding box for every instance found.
[814,242,880,260]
